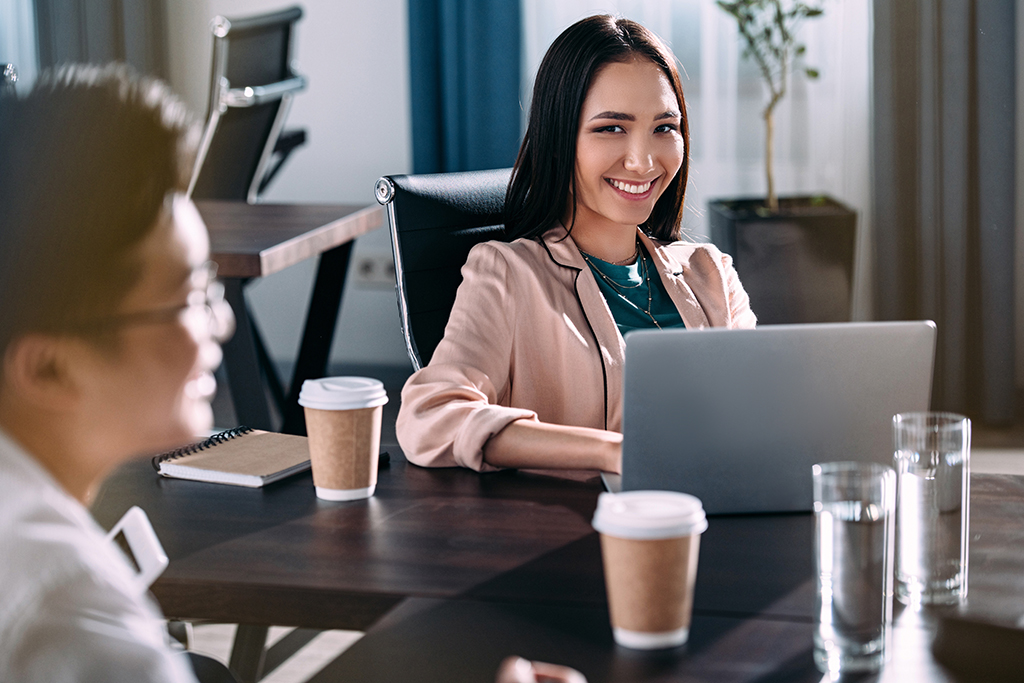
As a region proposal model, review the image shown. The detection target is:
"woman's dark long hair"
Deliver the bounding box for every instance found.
[504,15,689,242]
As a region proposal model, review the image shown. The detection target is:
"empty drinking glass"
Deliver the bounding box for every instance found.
[812,461,896,676]
[893,412,971,606]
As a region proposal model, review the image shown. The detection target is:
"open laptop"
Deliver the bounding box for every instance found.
[603,321,936,514]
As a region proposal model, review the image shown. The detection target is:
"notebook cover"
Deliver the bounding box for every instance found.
[155,429,311,488]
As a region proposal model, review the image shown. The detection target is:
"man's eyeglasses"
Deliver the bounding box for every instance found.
[67,262,235,342]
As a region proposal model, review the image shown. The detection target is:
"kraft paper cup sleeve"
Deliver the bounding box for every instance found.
[301,376,386,501]
[592,491,707,649]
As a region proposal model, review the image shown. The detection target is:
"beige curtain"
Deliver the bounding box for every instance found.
[872,0,1017,424]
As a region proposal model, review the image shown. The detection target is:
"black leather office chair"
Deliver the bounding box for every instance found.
[375,168,512,370]
[1,64,17,98]
[189,6,307,203]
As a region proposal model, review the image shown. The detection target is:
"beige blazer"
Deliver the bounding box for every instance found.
[396,225,757,471]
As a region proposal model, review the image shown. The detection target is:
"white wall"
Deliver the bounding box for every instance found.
[165,0,413,368]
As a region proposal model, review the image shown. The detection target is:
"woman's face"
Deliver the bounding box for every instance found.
[75,195,228,457]
[571,58,684,236]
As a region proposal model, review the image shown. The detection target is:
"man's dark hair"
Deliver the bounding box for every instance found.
[504,15,690,242]
[0,63,198,359]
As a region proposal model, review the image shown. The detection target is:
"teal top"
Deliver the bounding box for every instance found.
[581,246,685,336]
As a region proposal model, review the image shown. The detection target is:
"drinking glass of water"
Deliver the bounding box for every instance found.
[812,461,896,677]
[893,412,971,606]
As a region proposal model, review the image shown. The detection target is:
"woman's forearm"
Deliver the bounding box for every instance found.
[483,419,622,473]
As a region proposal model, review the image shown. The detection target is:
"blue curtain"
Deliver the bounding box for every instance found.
[408,0,521,173]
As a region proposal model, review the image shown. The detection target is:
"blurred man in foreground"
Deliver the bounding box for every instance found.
[0,64,228,682]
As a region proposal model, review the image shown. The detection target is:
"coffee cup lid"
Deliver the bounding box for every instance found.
[592,490,708,540]
[298,377,388,411]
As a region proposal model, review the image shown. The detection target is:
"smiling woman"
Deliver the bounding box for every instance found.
[572,58,685,259]
[396,15,756,475]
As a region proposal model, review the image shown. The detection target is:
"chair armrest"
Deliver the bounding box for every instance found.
[223,75,307,108]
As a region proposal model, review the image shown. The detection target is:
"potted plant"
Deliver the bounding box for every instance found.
[708,0,857,324]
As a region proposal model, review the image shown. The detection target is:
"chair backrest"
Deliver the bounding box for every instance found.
[189,6,306,203]
[375,168,512,370]
[1,64,17,98]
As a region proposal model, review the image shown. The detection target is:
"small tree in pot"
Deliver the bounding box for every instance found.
[717,0,823,213]
[709,0,857,324]
[720,0,823,214]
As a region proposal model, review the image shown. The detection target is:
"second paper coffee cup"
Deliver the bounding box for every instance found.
[298,377,388,501]
[592,490,708,650]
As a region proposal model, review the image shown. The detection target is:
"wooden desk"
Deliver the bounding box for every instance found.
[197,201,383,434]
[92,450,599,681]
[91,452,600,630]
[91,455,1024,682]
[313,476,1024,683]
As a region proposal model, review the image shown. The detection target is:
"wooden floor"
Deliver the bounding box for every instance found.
[189,625,362,683]
[974,447,1024,474]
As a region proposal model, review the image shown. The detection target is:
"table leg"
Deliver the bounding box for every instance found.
[281,242,354,435]
[228,624,268,683]
[221,279,274,431]
[251,320,287,413]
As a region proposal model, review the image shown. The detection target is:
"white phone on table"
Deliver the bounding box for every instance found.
[106,506,169,588]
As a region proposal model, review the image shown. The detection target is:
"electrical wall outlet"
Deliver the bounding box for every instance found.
[352,254,396,287]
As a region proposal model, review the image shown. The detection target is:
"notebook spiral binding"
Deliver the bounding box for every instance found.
[150,426,254,471]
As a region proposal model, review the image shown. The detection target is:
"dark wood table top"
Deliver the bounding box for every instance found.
[91,452,603,630]
[310,598,967,683]
[311,472,1024,683]
[196,201,383,279]
[91,454,1024,681]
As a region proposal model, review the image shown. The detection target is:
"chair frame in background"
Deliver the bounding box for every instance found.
[188,6,307,204]
[375,168,512,370]
[1,64,17,97]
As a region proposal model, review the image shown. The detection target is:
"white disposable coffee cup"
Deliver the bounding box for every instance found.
[298,377,388,501]
[592,490,708,649]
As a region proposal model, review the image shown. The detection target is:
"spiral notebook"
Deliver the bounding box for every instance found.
[152,426,311,488]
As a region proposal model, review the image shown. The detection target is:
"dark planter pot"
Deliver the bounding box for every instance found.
[708,196,857,325]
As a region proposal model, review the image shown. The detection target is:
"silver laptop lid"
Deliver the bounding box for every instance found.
[620,322,936,514]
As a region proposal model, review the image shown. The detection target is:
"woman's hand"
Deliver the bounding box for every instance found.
[496,656,588,683]
[483,420,622,473]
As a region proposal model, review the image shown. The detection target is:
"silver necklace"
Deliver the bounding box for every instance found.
[578,241,639,266]
[582,248,662,329]
[608,242,640,265]
[581,250,644,291]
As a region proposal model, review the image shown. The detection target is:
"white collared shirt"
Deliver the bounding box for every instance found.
[0,428,198,683]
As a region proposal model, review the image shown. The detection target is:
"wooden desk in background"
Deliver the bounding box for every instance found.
[91,449,1024,682]
[198,201,382,435]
